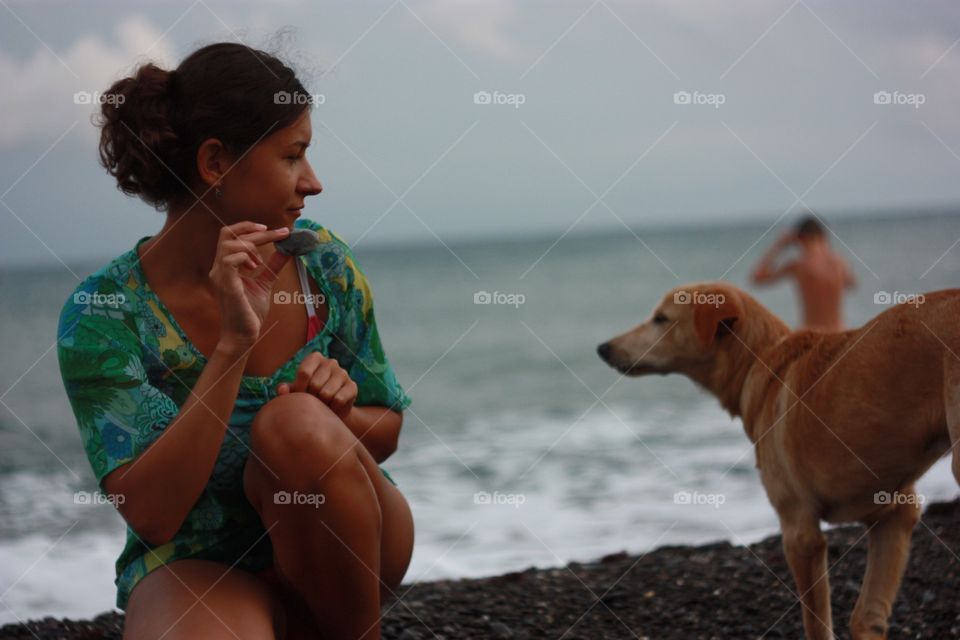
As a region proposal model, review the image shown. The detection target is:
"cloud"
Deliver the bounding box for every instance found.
[0,15,177,148]
[416,0,528,64]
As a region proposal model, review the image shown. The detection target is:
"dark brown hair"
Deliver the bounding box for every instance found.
[96,42,311,212]
[795,215,825,239]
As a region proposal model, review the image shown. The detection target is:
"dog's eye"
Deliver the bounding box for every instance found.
[653,313,668,324]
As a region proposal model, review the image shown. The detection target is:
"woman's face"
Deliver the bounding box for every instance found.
[218,108,323,229]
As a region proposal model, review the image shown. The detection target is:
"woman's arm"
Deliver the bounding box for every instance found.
[102,337,253,546]
[340,406,403,464]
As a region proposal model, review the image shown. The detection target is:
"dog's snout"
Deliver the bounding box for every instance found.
[597,342,612,361]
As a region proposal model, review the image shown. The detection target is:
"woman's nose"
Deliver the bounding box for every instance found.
[299,164,323,196]
[297,162,323,196]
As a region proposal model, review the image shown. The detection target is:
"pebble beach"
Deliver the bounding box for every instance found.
[3,499,958,640]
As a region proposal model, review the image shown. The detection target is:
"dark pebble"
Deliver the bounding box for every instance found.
[274,228,319,256]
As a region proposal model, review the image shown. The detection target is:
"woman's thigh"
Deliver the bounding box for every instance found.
[122,559,286,640]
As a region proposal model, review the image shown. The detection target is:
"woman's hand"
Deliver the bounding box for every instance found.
[276,352,358,419]
[209,221,292,349]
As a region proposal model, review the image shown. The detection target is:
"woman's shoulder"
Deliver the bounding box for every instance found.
[296,217,353,256]
[296,218,369,292]
[57,246,145,348]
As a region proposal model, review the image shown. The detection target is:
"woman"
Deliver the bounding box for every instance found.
[56,42,413,640]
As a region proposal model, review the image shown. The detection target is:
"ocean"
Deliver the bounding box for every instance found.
[2,212,959,623]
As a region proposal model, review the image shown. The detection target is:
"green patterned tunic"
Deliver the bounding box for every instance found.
[56,218,412,610]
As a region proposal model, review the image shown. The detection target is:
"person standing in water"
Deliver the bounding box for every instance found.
[751,215,857,332]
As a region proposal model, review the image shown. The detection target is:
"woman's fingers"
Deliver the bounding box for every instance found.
[224,221,267,235]
[282,355,348,399]
[256,248,290,287]
[222,252,257,270]
[288,352,325,393]
[305,360,338,397]
[218,221,266,246]
[277,355,357,417]
[217,226,288,263]
[218,229,292,288]
[220,242,259,262]
[316,370,354,405]
[209,222,294,347]
[236,227,290,246]
[329,382,357,416]
[221,239,261,264]
[315,376,341,404]
[221,229,290,261]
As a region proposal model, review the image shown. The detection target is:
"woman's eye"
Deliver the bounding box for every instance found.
[653,313,668,324]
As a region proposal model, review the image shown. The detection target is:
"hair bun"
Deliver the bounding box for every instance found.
[96,62,181,211]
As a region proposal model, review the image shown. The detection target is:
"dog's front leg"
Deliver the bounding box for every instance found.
[781,514,834,640]
[849,486,921,640]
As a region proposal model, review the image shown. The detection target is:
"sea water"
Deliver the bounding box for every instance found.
[2,213,959,622]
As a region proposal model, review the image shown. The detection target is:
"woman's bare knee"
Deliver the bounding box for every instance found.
[252,392,337,434]
[249,392,363,484]
[122,560,283,640]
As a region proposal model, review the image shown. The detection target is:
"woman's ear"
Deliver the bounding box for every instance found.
[195,138,230,190]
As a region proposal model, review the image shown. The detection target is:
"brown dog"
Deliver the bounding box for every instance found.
[597,281,959,640]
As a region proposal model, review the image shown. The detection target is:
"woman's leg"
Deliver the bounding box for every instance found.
[253,466,415,639]
[122,559,285,640]
[243,392,415,640]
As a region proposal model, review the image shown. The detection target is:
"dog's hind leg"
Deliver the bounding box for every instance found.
[944,354,960,483]
[780,511,834,640]
[849,485,921,640]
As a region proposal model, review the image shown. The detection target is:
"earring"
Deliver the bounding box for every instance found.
[215,186,223,198]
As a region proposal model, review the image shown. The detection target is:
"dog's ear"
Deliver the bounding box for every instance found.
[693,291,744,349]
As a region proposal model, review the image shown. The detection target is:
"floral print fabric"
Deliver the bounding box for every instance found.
[56,218,411,610]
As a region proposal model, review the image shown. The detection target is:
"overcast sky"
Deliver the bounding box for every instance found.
[2,0,960,269]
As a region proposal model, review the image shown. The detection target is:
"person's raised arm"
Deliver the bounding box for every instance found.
[751,230,797,286]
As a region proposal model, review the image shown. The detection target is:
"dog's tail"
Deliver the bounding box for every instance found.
[944,353,960,484]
